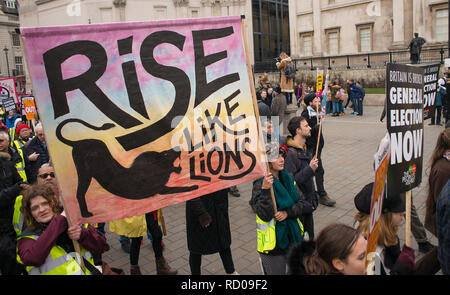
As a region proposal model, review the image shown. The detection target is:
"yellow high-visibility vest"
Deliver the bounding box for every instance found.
[17,225,94,275]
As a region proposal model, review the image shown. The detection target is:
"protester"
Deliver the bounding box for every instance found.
[275,52,294,105]
[271,85,287,139]
[353,183,416,275]
[425,128,450,273]
[14,124,33,151]
[443,72,449,124]
[0,133,29,275]
[283,116,319,239]
[260,89,272,109]
[257,89,272,119]
[0,130,29,182]
[23,123,50,183]
[345,80,355,111]
[17,184,106,275]
[330,80,342,117]
[355,81,365,116]
[5,109,19,129]
[109,215,147,275]
[144,211,178,275]
[185,189,238,275]
[436,179,450,274]
[429,78,446,126]
[301,93,336,207]
[250,144,307,275]
[287,223,367,275]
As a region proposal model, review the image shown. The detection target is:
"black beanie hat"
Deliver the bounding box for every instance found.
[303,93,316,106]
[354,182,405,214]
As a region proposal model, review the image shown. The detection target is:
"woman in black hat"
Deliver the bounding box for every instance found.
[353,183,415,275]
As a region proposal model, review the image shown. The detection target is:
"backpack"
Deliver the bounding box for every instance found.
[285,62,296,79]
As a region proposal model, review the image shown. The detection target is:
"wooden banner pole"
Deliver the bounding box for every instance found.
[405,190,412,247]
[241,16,277,214]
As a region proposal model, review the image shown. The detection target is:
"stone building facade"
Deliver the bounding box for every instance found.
[0,0,22,83]
[290,0,448,58]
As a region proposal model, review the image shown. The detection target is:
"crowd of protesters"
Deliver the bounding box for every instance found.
[0,65,449,276]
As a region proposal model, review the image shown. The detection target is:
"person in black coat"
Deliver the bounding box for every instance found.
[301,93,336,207]
[0,149,28,275]
[282,116,319,240]
[185,188,237,275]
[23,123,50,184]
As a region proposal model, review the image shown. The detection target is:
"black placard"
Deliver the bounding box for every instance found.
[386,63,424,197]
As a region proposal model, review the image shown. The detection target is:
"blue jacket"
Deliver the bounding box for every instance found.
[355,85,365,99]
[5,114,19,129]
[436,86,446,107]
[349,82,358,98]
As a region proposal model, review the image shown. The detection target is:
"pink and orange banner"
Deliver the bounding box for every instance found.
[21,16,266,225]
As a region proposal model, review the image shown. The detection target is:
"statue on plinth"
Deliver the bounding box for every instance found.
[408,33,426,64]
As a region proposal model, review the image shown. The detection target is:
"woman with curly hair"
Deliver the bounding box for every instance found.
[17,184,106,275]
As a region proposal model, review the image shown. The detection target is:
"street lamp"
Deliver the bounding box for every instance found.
[3,47,10,77]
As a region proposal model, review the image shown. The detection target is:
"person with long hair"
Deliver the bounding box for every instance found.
[17,184,106,275]
[250,144,309,275]
[353,183,416,275]
[425,128,450,273]
[287,223,367,275]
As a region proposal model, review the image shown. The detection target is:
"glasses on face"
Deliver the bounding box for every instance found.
[31,200,50,213]
[0,139,5,143]
[38,172,55,179]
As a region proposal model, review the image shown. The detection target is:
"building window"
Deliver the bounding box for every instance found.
[436,9,448,42]
[5,0,16,9]
[300,33,313,56]
[326,28,340,55]
[191,9,199,18]
[356,23,373,52]
[15,56,23,75]
[252,0,290,63]
[11,33,20,47]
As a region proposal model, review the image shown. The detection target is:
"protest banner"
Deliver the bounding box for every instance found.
[386,63,424,197]
[21,16,266,225]
[315,69,324,98]
[386,63,424,247]
[366,133,390,275]
[421,64,440,120]
[2,96,16,112]
[22,96,36,121]
[0,77,19,105]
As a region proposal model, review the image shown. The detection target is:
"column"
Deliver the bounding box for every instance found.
[312,0,322,55]
[392,0,405,46]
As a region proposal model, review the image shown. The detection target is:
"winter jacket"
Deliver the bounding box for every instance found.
[330,85,342,102]
[23,136,50,184]
[0,152,24,234]
[282,136,318,239]
[436,85,446,107]
[250,176,312,255]
[186,189,231,255]
[276,57,294,93]
[271,93,287,125]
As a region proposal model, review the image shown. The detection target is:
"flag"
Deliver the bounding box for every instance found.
[319,70,330,121]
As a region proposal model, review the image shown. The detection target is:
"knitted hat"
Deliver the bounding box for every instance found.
[354,182,405,214]
[303,93,316,106]
[16,124,30,135]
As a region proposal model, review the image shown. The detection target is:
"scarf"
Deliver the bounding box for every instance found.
[307,105,318,118]
[259,170,303,249]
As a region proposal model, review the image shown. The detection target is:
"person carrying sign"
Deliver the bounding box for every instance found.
[250,144,306,275]
[301,93,336,207]
[283,116,319,240]
[276,52,295,105]
[353,183,416,275]
[17,184,106,275]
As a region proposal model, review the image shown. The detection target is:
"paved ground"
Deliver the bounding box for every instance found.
[101,105,445,275]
